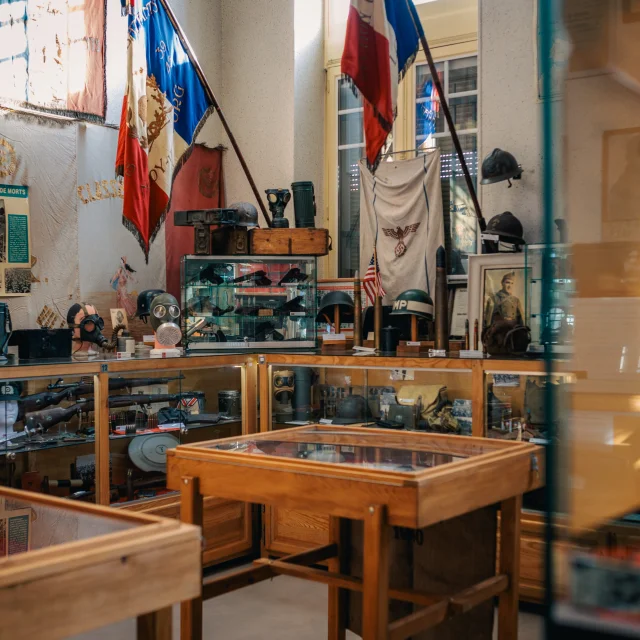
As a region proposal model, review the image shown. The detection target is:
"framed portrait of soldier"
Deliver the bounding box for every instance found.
[468,254,526,339]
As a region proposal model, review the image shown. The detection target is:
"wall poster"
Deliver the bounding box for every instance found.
[0,185,31,297]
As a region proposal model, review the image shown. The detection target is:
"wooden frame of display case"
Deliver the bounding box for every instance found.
[258,353,550,602]
[167,425,545,640]
[0,354,258,569]
[0,486,200,640]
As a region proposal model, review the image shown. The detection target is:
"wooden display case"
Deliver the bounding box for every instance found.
[0,486,200,639]
[257,352,552,603]
[167,424,545,639]
[0,354,258,569]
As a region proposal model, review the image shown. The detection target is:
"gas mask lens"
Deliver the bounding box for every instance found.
[153,305,167,319]
[169,305,180,319]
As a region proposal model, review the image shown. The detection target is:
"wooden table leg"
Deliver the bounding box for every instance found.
[328,516,349,640]
[362,505,389,640]
[137,607,172,640]
[180,476,204,640]
[498,495,522,640]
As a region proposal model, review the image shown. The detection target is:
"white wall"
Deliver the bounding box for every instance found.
[294,0,325,230]
[219,0,296,223]
[479,0,543,244]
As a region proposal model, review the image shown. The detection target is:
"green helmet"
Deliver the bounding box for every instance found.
[390,289,434,320]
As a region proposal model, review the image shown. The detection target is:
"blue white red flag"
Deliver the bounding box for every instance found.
[116,0,214,261]
[341,0,424,169]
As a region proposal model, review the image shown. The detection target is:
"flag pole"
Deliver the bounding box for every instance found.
[405,2,486,234]
[159,0,272,228]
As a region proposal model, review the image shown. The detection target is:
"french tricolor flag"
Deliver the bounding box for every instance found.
[342,0,424,169]
[116,0,213,262]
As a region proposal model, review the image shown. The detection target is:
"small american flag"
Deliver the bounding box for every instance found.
[363,252,385,306]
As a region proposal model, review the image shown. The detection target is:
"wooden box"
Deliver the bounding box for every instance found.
[250,228,330,256]
[211,226,249,255]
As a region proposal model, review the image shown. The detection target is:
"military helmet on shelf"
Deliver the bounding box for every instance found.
[481,148,523,185]
[390,289,434,321]
[135,289,166,322]
[230,202,259,228]
[333,394,373,425]
[486,211,525,246]
[316,291,354,322]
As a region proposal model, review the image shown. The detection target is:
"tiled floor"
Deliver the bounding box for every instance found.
[73,575,543,639]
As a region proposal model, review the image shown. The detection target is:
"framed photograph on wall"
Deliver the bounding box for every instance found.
[468,254,526,342]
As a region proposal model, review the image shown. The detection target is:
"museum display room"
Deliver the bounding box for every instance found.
[0,0,635,638]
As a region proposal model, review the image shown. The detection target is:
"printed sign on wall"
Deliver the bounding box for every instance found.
[0,185,31,297]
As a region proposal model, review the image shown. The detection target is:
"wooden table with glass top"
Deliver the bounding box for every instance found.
[0,487,201,640]
[167,425,545,640]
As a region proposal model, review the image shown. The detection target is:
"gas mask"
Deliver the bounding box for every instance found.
[67,303,108,347]
[273,370,295,403]
[149,293,182,347]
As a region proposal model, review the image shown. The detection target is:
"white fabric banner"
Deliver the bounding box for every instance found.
[0,113,78,327]
[359,151,444,305]
[77,124,166,317]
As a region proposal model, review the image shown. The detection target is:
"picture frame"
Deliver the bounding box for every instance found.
[468,254,526,342]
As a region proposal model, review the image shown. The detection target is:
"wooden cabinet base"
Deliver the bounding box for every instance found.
[265,506,547,603]
[122,494,254,567]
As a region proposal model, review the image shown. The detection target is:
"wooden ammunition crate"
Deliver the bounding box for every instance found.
[250,228,330,256]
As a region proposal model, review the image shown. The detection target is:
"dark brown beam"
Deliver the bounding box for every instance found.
[450,574,509,614]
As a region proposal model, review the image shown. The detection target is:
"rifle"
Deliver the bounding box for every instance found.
[24,391,204,434]
[19,375,187,418]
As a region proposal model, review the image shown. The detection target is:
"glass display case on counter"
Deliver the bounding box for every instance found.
[181,255,317,351]
[0,369,99,503]
[0,354,258,569]
[266,356,474,436]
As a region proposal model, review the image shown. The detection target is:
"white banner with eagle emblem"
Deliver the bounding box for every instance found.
[359,151,443,305]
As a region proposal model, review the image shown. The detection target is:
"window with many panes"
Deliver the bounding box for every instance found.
[337,79,364,278]
[336,55,477,278]
[415,56,478,276]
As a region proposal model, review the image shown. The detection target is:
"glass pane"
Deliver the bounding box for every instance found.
[339,111,364,146]
[0,495,135,558]
[448,57,477,93]
[416,99,445,137]
[338,78,361,111]
[416,62,444,98]
[338,147,362,277]
[108,367,244,505]
[209,438,466,471]
[419,135,478,275]
[450,96,477,130]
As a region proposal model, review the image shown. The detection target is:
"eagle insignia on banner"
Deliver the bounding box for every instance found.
[383,222,421,257]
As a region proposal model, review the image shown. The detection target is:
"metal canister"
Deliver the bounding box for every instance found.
[218,390,241,418]
[291,181,316,228]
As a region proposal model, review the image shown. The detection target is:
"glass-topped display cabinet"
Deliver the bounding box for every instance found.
[181,255,317,350]
[525,243,574,354]
[0,373,99,503]
[267,359,473,436]
[0,355,257,569]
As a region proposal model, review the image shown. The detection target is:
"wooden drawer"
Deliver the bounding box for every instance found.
[121,494,254,567]
[250,228,330,256]
[264,506,329,556]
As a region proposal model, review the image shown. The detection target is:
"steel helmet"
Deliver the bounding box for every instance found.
[333,394,373,425]
[486,211,525,246]
[230,202,259,228]
[136,289,165,322]
[481,149,523,185]
[316,291,354,322]
[390,289,434,321]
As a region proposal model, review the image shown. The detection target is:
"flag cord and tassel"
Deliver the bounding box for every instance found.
[159,0,272,228]
[404,0,486,235]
